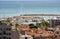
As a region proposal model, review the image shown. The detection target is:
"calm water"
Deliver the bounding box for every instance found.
[0,1,60,18]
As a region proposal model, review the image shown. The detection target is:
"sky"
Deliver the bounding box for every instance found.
[0,0,60,1]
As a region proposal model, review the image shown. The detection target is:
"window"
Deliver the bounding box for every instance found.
[6,33,11,35]
[6,37,11,39]
[0,37,2,39]
[25,37,27,39]
[6,28,11,31]
[0,33,2,35]
[7,37,11,39]
[8,33,11,35]
[3,31,6,35]
[3,37,11,39]
[3,36,6,39]
[0,28,2,31]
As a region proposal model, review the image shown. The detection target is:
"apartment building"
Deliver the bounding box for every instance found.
[0,21,19,39]
[49,17,60,27]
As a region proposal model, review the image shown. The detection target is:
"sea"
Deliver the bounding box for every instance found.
[0,1,60,18]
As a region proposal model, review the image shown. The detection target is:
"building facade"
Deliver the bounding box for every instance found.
[49,17,60,27]
[0,21,19,39]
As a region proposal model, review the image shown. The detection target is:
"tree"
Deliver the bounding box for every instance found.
[29,24,34,29]
[29,24,39,29]
[36,23,41,26]
[6,18,10,23]
[41,21,50,27]
[15,23,19,30]
[5,18,12,25]
[10,23,13,26]
[15,23,19,27]
[29,24,34,26]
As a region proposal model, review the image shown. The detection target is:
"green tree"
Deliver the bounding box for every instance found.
[41,21,50,27]
[6,18,10,23]
[36,23,41,26]
[29,24,39,29]
[15,23,19,30]
[10,23,13,26]
[5,18,12,25]
[29,24,34,26]
[29,24,34,29]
